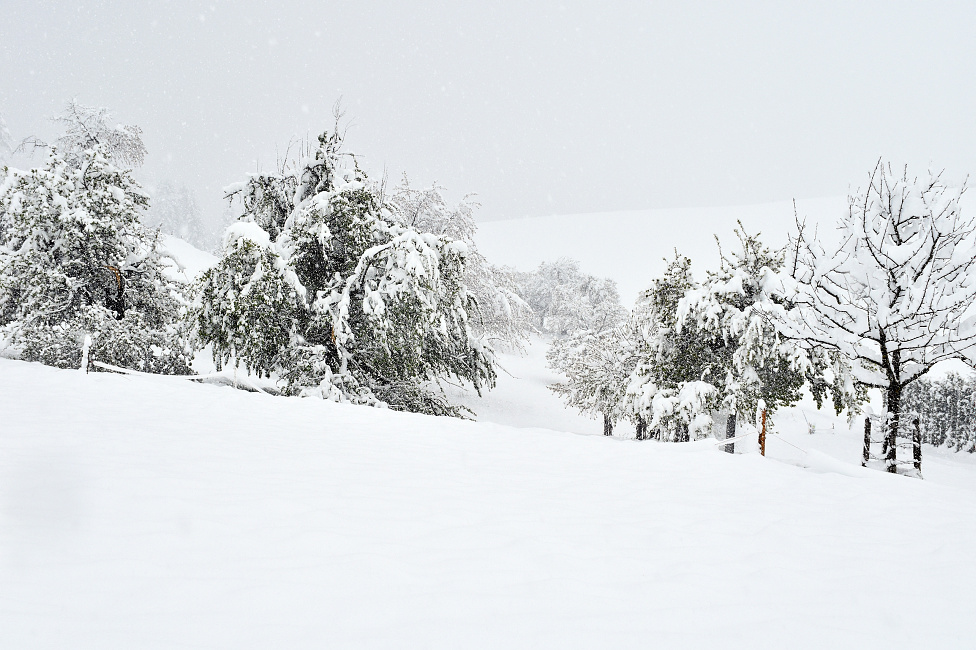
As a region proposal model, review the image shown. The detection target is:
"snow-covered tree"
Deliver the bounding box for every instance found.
[547,323,639,436]
[193,130,495,415]
[520,258,626,337]
[21,100,146,170]
[678,228,807,416]
[902,373,976,452]
[778,162,976,472]
[624,253,721,440]
[390,177,532,350]
[145,181,214,250]
[626,229,810,441]
[0,145,191,373]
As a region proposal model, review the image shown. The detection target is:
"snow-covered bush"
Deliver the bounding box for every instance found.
[193,130,495,415]
[390,177,532,350]
[0,145,191,373]
[777,162,976,471]
[519,258,626,337]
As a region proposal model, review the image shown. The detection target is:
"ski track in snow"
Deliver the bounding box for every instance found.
[2,357,976,648]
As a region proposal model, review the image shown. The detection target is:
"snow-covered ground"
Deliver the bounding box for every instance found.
[5,213,976,647]
[3,358,976,648]
[158,233,218,282]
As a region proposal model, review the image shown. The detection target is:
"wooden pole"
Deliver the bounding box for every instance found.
[759,409,766,457]
[724,413,736,454]
[862,417,871,467]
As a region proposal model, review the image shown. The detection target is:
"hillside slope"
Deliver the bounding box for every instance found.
[477,197,845,304]
[2,358,975,648]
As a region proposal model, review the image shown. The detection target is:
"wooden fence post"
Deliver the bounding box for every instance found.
[725,413,736,454]
[862,417,871,467]
[759,409,767,457]
[913,417,922,473]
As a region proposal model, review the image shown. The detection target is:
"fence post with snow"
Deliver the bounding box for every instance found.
[724,414,736,454]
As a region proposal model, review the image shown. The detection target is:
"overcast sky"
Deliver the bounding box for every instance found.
[3,0,975,225]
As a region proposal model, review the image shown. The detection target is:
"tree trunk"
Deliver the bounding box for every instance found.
[635,415,647,441]
[724,413,736,454]
[885,383,902,474]
[603,413,613,437]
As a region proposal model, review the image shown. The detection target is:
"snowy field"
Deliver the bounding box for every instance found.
[3,358,976,648]
[4,214,976,648]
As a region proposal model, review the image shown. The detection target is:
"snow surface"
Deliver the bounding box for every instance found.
[6,212,976,647]
[157,234,218,282]
[3,358,976,648]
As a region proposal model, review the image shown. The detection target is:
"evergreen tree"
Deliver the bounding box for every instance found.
[0,145,191,373]
[193,130,495,415]
[901,373,976,452]
[624,252,723,440]
[627,230,815,441]
[676,226,807,419]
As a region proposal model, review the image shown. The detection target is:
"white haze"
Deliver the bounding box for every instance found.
[2,1,976,231]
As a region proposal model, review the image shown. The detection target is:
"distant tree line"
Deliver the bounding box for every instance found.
[902,374,976,452]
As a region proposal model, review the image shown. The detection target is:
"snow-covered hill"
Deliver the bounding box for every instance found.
[477,197,847,305]
[2,358,976,648]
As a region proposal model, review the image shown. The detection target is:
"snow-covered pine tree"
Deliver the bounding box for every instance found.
[547,323,638,436]
[624,252,723,441]
[777,162,976,472]
[0,145,191,373]
[145,181,214,250]
[520,258,626,337]
[627,230,813,442]
[390,176,533,350]
[193,130,495,415]
[674,227,808,429]
[903,373,976,452]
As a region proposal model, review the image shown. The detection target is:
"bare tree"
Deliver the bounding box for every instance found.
[779,161,976,472]
[19,100,146,169]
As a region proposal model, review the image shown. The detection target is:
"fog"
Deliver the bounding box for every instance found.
[3,1,975,227]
